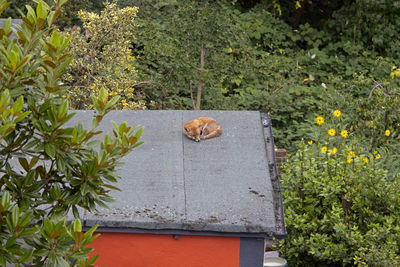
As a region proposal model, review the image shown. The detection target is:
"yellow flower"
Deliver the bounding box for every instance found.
[121,99,128,106]
[333,109,341,117]
[363,158,369,163]
[349,151,355,158]
[346,158,351,163]
[328,129,336,136]
[340,130,348,138]
[376,154,381,159]
[308,140,313,145]
[331,147,338,155]
[391,68,400,79]
[228,47,233,53]
[316,116,324,125]
[385,130,391,136]
[321,146,327,153]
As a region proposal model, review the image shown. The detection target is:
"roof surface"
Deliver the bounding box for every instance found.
[70,110,279,237]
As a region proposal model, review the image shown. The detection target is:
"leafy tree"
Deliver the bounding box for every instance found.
[0,0,143,265]
[130,0,253,110]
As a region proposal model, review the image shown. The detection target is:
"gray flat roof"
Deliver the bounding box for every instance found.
[69,110,283,237]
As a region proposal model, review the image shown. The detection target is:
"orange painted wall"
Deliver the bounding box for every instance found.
[89,232,240,267]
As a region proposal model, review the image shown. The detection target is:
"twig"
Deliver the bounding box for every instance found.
[368,80,386,100]
[189,80,195,110]
[133,81,168,97]
[195,41,205,110]
[133,80,169,108]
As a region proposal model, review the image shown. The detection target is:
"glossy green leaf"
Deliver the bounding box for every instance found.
[3,17,11,34]
[18,158,29,172]
[43,217,51,235]
[50,30,60,47]
[11,205,19,227]
[1,190,10,210]
[135,127,144,139]
[44,143,56,157]
[36,0,45,19]
[73,218,82,232]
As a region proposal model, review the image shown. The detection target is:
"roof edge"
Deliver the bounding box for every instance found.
[260,112,287,239]
[83,226,275,239]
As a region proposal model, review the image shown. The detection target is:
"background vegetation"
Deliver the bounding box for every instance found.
[2,0,400,266]
[3,0,399,150]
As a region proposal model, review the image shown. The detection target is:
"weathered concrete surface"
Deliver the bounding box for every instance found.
[69,110,276,236]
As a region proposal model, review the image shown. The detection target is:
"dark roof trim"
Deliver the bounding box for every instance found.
[83,226,275,239]
[261,113,287,239]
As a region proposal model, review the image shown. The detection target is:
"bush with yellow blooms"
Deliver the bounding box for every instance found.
[279,109,400,266]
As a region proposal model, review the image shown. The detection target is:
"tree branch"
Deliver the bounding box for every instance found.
[195,41,205,110]
[189,80,195,109]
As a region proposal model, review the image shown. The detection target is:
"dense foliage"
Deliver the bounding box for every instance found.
[0,0,143,265]
[279,110,400,266]
[3,0,400,151]
[64,1,145,110]
[120,0,399,150]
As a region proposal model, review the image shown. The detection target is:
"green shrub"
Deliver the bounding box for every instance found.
[307,68,400,177]
[64,0,145,110]
[279,109,400,266]
[0,0,143,265]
